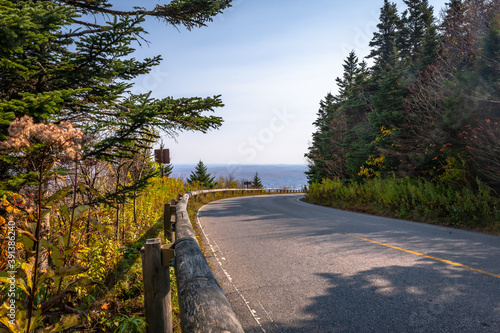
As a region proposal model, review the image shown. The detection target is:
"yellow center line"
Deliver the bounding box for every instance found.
[344,233,500,279]
[257,200,500,279]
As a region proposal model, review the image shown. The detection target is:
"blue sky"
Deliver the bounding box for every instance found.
[126,0,449,165]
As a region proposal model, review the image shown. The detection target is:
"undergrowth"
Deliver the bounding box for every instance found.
[0,176,185,333]
[80,177,185,332]
[305,177,500,235]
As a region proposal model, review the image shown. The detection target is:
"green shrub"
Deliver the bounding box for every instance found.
[306,177,499,233]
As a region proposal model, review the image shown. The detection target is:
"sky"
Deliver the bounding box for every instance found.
[123,0,449,165]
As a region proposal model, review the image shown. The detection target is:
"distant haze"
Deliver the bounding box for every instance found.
[171,164,308,189]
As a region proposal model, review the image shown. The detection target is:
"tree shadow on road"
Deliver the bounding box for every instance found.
[240,260,500,333]
[201,195,500,332]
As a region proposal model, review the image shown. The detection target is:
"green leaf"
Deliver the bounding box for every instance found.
[59,204,70,220]
[18,229,36,249]
[88,218,110,237]
[54,265,89,278]
[43,314,80,333]
[72,205,90,221]
[45,186,72,205]
[78,182,86,195]
[65,277,95,289]
[37,269,55,288]
[41,239,63,267]
[58,233,72,251]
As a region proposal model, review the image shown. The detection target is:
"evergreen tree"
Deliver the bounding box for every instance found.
[469,14,500,187]
[187,160,215,188]
[0,0,231,193]
[440,0,476,70]
[305,93,342,183]
[306,50,371,183]
[305,0,499,189]
[366,0,405,122]
[335,51,363,102]
[0,3,232,329]
[367,0,400,73]
[398,0,439,72]
[352,0,407,178]
[164,163,174,178]
[252,172,264,189]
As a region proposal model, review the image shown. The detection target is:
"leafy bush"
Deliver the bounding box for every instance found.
[306,177,500,233]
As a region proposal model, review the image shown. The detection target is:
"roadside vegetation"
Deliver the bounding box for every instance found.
[0,1,234,332]
[306,177,500,234]
[305,0,499,233]
[1,173,185,332]
[0,167,267,332]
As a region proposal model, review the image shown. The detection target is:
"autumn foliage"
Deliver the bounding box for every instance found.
[0,0,232,332]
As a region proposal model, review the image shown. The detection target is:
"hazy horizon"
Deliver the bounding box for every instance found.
[170,164,308,189]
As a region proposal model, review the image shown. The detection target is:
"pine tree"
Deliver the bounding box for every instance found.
[0,3,232,329]
[187,160,215,188]
[252,172,264,189]
[440,0,475,69]
[367,0,400,73]
[0,0,231,192]
[398,0,439,72]
[305,93,342,183]
[305,0,500,187]
[164,163,174,178]
[335,51,363,102]
[305,50,372,183]
[366,0,405,128]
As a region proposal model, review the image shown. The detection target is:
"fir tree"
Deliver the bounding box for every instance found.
[398,0,439,72]
[305,0,500,188]
[163,163,174,178]
[366,0,406,128]
[305,93,340,183]
[440,0,474,69]
[0,0,231,193]
[367,0,400,73]
[335,51,363,102]
[306,50,371,183]
[252,172,264,189]
[187,160,215,188]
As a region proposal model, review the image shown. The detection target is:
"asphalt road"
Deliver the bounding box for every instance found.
[197,194,500,333]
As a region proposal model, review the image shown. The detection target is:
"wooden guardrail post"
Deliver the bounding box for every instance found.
[164,203,172,241]
[141,238,172,333]
[163,198,177,242]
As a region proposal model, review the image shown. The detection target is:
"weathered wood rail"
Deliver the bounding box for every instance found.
[141,188,303,332]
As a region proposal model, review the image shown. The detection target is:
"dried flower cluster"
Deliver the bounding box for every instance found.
[2,115,83,160]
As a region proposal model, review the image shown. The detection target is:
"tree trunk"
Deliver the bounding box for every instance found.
[115,165,121,241]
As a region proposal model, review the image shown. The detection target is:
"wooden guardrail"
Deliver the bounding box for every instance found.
[141,188,303,332]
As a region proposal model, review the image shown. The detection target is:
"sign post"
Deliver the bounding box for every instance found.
[154,148,170,178]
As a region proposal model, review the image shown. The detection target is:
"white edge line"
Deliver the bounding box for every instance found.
[197,205,267,332]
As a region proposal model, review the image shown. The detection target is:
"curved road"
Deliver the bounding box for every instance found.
[197,194,500,333]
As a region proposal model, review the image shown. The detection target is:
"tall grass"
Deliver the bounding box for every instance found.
[77,176,186,332]
[306,177,500,233]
